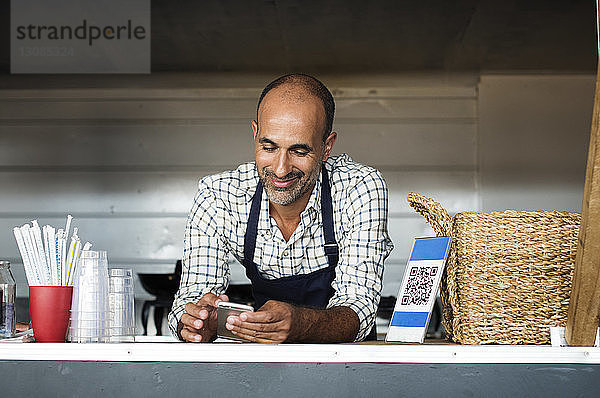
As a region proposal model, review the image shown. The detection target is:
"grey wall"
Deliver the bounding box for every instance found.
[479,74,594,212]
[2,361,600,398]
[0,72,594,309]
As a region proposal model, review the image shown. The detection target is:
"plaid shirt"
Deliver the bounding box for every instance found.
[168,154,393,341]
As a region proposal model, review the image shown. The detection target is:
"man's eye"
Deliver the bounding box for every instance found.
[292,150,308,156]
[263,146,276,152]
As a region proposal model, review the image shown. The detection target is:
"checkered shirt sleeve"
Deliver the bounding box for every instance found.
[167,178,232,337]
[328,168,393,341]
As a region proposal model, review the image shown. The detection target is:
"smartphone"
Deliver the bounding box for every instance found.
[216,301,254,342]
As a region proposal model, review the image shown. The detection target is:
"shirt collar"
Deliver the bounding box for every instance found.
[305,170,322,215]
[256,166,324,230]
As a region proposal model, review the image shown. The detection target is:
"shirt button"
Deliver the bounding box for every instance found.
[282,250,289,257]
[265,230,271,237]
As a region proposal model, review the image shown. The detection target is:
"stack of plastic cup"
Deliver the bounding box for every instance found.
[108,268,135,343]
[69,250,110,343]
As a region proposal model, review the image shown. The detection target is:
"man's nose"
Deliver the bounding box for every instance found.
[274,151,292,177]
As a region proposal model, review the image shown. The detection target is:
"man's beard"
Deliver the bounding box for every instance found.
[258,162,321,206]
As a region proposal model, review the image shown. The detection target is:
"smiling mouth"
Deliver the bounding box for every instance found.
[270,176,298,188]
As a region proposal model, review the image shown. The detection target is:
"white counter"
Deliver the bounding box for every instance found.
[1,339,600,364]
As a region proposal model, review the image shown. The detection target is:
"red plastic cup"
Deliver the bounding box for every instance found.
[29,286,73,343]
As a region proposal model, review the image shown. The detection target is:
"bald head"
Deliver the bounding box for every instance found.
[256,74,335,142]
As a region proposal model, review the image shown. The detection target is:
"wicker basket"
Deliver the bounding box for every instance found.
[407,192,581,344]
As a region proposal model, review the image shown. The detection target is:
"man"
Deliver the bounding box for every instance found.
[168,74,393,343]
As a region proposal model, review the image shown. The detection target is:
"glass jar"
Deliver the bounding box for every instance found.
[0,261,16,338]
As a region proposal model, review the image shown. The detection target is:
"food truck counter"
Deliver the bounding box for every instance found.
[1,341,600,397]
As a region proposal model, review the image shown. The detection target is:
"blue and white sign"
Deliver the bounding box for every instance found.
[11,0,150,73]
[386,237,451,343]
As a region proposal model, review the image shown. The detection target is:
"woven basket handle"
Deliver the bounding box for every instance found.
[407,192,452,237]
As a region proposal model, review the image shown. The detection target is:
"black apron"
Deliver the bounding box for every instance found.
[242,166,376,341]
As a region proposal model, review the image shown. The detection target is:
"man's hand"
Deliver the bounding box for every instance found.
[178,293,228,342]
[225,300,296,343]
[226,300,360,343]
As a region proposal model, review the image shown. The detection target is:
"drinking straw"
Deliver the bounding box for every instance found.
[34,225,54,285]
[65,229,78,286]
[64,215,72,241]
[31,221,49,284]
[21,224,48,285]
[13,217,95,287]
[33,221,53,285]
[62,215,72,271]
[42,225,52,279]
[44,226,53,281]
[13,227,39,286]
[67,238,82,286]
[69,241,91,286]
[55,229,64,286]
[47,226,57,285]
[60,234,67,284]
[22,225,40,278]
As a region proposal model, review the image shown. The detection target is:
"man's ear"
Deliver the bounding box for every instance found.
[322,132,337,161]
[251,120,258,140]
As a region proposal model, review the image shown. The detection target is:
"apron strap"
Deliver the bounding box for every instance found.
[320,167,339,268]
[243,180,263,265]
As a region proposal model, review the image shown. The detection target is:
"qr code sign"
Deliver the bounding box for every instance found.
[401,266,438,306]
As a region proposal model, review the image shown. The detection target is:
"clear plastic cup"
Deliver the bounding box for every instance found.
[108,268,135,343]
[110,268,132,278]
[71,292,108,313]
[70,335,108,343]
[69,318,109,328]
[109,270,133,293]
[70,311,110,321]
[69,250,110,343]
[107,335,135,343]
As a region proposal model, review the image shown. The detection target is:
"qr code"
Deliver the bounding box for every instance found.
[401,266,438,306]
